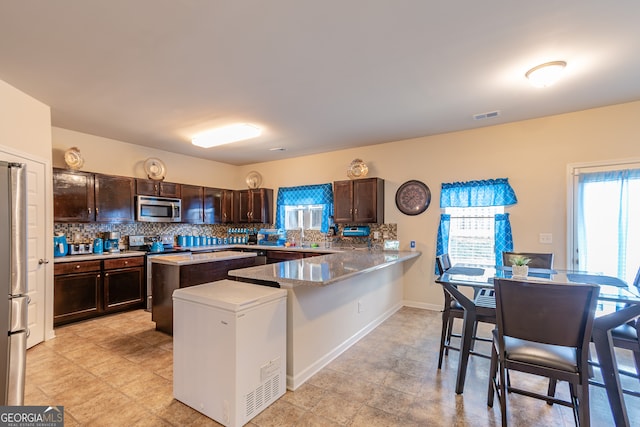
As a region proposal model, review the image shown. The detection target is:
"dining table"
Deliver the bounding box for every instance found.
[436,266,640,427]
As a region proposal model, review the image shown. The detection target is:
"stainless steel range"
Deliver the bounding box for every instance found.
[128,235,191,311]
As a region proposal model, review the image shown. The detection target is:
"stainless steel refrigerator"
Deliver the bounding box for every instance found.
[0,161,27,405]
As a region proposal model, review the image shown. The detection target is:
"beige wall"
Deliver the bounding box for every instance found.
[49,100,640,310]
[51,127,241,189]
[0,80,52,160]
[237,101,640,308]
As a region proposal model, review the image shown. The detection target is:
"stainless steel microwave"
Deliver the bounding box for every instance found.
[136,195,181,222]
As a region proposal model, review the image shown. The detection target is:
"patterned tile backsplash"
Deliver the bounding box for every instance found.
[53,222,397,248]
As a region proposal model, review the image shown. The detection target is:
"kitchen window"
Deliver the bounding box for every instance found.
[284,204,324,230]
[275,183,333,233]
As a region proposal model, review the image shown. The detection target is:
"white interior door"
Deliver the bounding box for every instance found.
[0,151,47,348]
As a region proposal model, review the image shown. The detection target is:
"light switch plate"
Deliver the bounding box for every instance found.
[539,233,553,244]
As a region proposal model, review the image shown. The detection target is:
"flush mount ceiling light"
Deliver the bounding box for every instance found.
[525,61,567,87]
[192,123,262,148]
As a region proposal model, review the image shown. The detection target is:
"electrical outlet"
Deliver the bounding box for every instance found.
[357,300,364,313]
[373,231,380,240]
[539,233,553,244]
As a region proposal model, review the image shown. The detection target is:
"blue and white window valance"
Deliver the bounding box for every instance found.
[275,183,334,232]
[440,178,517,208]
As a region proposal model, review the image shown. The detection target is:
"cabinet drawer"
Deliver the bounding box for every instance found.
[54,260,101,275]
[104,256,144,270]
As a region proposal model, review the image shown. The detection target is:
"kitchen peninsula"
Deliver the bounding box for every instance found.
[229,249,420,390]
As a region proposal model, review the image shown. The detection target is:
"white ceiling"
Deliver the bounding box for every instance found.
[2,1,640,166]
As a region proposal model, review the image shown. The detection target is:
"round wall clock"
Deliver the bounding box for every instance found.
[395,180,431,215]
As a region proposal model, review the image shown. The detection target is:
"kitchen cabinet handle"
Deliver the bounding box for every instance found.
[154,184,158,192]
[97,274,101,278]
[38,258,49,265]
[350,208,353,215]
[75,264,81,269]
[124,261,128,265]
[88,208,92,215]
[104,273,109,277]
[354,208,358,216]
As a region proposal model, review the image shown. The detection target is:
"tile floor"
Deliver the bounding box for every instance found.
[25,307,639,426]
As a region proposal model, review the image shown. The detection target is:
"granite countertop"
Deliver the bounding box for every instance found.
[229,250,421,288]
[54,251,147,263]
[180,244,345,254]
[149,250,256,266]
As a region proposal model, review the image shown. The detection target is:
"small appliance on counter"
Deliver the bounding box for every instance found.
[68,242,93,255]
[103,231,121,253]
[93,238,103,254]
[53,233,68,257]
[257,229,286,246]
[342,226,370,237]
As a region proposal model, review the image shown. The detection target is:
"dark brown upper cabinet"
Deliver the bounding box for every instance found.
[94,174,135,222]
[333,178,384,224]
[53,169,134,223]
[235,188,273,224]
[135,178,181,198]
[204,187,234,224]
[53,169,95,222]
[181,184,204,223]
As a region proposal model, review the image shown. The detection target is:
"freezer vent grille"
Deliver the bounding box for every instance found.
[245,375,281,418]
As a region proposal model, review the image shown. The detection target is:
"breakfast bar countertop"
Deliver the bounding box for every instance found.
[229,250,420,288]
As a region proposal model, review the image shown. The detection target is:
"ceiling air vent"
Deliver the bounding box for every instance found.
[473,110,501,120]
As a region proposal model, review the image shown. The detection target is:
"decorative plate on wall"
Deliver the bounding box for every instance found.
[347,159,368,179]
[64,147,84,170]
[395,180,431,215]
[144,157,166,181]
[245,171,262,189]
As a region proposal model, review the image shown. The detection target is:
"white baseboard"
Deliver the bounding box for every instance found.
[286,301,403,390]
[402,299,441,312]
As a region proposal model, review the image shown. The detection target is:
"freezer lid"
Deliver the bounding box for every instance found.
[172,279,286,312]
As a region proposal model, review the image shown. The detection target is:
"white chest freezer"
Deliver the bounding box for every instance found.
[173,280,287,427]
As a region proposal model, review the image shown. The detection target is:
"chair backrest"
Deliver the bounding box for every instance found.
[633,266,640,292]
[493,278,599,349]
[436,254,452,275]
[502,251,554,269]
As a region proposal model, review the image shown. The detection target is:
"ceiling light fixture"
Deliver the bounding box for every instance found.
[192,123,262,148]
[525,61,567,88]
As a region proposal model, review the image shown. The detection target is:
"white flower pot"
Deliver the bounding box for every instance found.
[512,265,529,278]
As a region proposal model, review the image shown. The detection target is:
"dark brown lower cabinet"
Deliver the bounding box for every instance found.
[104,257,145,312]
[152,256,256,335]
[54,261,102,325]
[54,256,144,326]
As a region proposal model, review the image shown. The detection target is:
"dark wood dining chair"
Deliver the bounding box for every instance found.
[436,254,494,369]
[487,278,600,427]
[607,267,640,382]
[502,251,554,269]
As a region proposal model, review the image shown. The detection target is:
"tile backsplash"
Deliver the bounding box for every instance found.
[54,222,397,248]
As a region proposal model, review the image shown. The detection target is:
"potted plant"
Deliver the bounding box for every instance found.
[509,255,531,278]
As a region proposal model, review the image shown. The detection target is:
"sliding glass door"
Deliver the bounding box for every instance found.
[570,161,640,284]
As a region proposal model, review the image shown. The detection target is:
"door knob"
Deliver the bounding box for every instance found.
[38,259,49,265]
